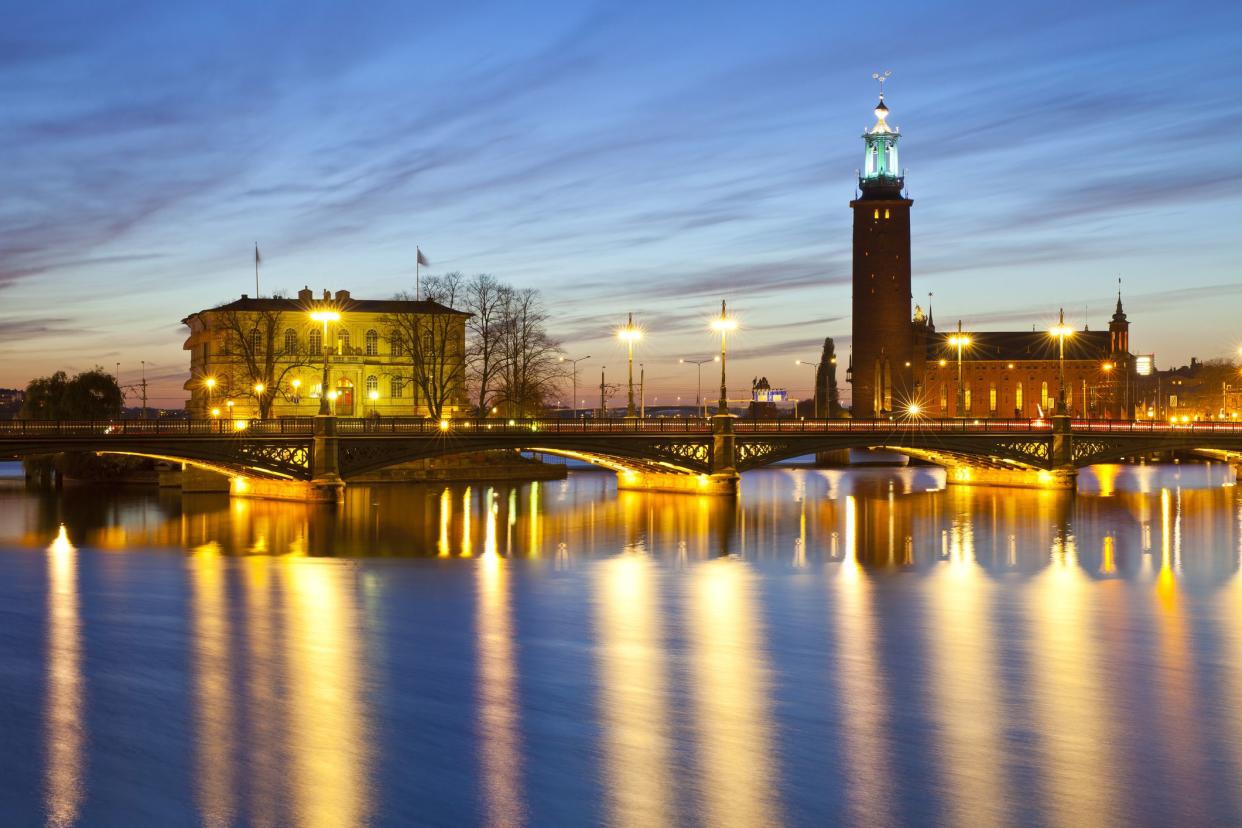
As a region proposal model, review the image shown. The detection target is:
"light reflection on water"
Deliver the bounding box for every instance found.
[0,461,1240,825]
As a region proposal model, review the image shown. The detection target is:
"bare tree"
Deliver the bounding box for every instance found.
[383,273,468,420]
[494,287,561,417]
[464,273,506,415]
[213,305,315,418]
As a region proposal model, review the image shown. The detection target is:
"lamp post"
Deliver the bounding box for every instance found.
[310,309,341,416]
[618,314,642,418]
[291,377,302,407]
[711,300,738,416]
[680,357,716,418]
[203,377,216,418]
[796,359,821,417]
[947,321,971,417]
[1049,308,1074,415]
[559,355,591,419]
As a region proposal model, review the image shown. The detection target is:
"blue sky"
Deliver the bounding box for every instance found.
[3,0,1240,406]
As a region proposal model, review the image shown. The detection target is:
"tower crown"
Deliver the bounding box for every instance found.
[860,74,903,194]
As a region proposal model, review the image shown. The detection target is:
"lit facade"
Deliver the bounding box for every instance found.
[182,288,469,419]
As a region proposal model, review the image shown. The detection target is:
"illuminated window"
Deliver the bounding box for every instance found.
[884,209,890,219]
[873,208,879,220]
[365,329,379,356]
[964,384,971,412]
[338,329,350,352]
[1016,382,1024,414]
[283,329,298,354]
[309,329,322,356]
[390,331,404,357]
[989,383,997,413]
[1041,381,1049,410]
[940,383,947,412]
[366,375,378,395]
[391,377,403,398]
[249,328,262,352]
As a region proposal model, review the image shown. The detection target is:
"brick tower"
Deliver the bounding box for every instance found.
[849,78,914,417]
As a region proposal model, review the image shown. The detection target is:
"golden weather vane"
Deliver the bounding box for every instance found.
[872,70,892,98]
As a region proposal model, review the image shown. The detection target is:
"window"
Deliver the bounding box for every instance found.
[391,377,403,398]
[884,209,891,219]
[284,329,298,354]
[1015,382,1024,415]
[366,329,378,356]
[249,329,262,352]
[873,208,879,220]
[338,330,350,352]
[366,374,378,395]
[940,383,948,413]
[390,331,404,357]
[309,329,322,356]
[1041,381,1049,410]
[989,383,997,414]
[964,384,971,413]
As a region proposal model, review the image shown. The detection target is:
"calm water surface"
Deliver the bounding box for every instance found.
[1,460,1241,827]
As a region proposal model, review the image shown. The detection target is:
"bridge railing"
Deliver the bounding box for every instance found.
[1070,419,1242,433]
[734,418,1051,433]
[0,419,315,436]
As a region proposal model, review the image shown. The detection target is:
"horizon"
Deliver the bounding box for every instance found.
[3,1,1240,407]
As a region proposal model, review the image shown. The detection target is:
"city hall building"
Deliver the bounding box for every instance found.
[182,287,469,419]
[846,88,1135,419]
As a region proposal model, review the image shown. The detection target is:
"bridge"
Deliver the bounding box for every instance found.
[3,414,1240,501]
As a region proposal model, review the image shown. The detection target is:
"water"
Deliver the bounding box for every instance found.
[1,460,1240,827]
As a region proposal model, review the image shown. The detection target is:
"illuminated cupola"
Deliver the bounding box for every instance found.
[860,74,903,195]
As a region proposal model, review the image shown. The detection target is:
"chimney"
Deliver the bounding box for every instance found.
[322,289,331,301]
[298,286,313,302]
[241,294,249,300]
[334,289,351,302]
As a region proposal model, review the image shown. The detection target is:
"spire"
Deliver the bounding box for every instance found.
[1112,277,1127,322]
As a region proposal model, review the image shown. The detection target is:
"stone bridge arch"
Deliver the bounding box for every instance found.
[0,437,312,480]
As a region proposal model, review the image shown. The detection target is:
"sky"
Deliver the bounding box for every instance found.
[3,0,1240,408]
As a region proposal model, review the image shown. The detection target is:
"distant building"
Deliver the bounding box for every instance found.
[845,87,1135,418]
[181,288,469,419]
[0,387,25,419]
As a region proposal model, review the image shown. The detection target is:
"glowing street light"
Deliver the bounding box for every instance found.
[559,355,591,419]
[947,320,972,417]
[711,300,738,415]
[1049,308,1075,415]
[310,308,342,416]
[203,376,217,417]
[796,359,821,417]
[618,314,642,418]
[680,357,716,418]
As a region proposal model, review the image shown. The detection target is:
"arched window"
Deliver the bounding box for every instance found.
[338,329,350,352]
[309,329,323,356]
[390,331,404,357]
[1041,381,1049,411]
[249,329,262,352]
[365,329,378,356]
[366,375,378,395]
[284,329,298,354]
[391,377,403,398]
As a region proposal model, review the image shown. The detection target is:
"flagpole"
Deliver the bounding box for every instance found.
[415,255,420,302]
[254,242,260,297]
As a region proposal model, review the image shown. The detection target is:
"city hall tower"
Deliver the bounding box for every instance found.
[850,80,914,417]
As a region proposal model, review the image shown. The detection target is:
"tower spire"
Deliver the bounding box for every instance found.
[860,72,902,193]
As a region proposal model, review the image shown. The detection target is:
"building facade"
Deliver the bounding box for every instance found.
[846,88,1136,419]
[182,288,469,419]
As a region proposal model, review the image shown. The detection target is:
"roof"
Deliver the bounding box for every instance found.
[182,295,469,324]
[927,329,1111,362]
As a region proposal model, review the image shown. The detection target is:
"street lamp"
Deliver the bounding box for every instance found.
[947,320,972,417]
[680,357,716,418]
[291,377,302,407]
[711,300,738,416]
[618,314,642,418]
[559,355,591,418]
[796,359,821,417]
[253,382,266,419]
[1049,308,1075,415]
[203,376,216,417]
[310,308,341,416]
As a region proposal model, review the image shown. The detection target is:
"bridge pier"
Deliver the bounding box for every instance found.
[308,414,346,505]
[945,465,1076,490]
[616,469,739,495]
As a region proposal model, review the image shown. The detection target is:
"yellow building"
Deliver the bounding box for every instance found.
[182,288,469,419]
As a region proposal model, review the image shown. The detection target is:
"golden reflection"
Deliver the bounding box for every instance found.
[528,481,541,557]
[926,506,1009,826]
[283,559,370,827]
[461,486,473,557]
[45,526,84,828]
[595,555,674,826]
[833,496,894,825]
[688,559,780,826]
[1157,488,1175,608]
[190,541,236,827]
[242,556,280,828]
[1028,530,1120,826]
[477,546,524,826]
[438,487,451,557]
